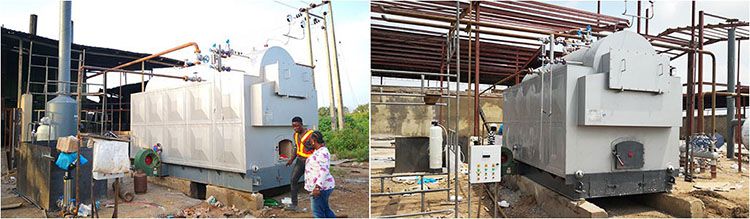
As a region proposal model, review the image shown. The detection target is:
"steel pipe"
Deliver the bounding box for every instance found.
[372,69,457,78]
[29,14,38,36]
[85,42,201,79]
[81,66,194,81]
[371,188,451,197]
[379,7,580,39]
[58,1,72,94]
[378,209,454,218]
[371,102,447,106]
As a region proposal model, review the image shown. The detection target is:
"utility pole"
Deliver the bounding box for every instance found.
[328,1,345,129]
[322,13,338,130]
[305,10,314,68]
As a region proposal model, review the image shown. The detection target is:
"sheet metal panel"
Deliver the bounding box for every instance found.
[131,73,247,173]
[602,50,671,93]
[578,74,682,127]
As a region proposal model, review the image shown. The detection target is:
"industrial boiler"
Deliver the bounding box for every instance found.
[503,31,681,199]
[130,46,318,192]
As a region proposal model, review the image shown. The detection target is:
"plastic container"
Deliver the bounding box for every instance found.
[429,121,443,170]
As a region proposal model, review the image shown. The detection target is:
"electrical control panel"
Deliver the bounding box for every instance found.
[469,144,503,183]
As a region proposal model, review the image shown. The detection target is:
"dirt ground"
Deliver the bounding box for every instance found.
[1,171,202,218]
[254,162,370,218]
[671,152,750,218]
[371,137,750,218]
[369,137,509,218]
[1,160,369,218]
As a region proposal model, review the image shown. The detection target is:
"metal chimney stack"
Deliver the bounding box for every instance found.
[58,0,71,94]
[45,0,77,139]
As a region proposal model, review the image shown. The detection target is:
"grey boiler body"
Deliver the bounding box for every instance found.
[503,31,681,199]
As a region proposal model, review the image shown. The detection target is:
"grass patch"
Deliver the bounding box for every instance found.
[319,104,369,162]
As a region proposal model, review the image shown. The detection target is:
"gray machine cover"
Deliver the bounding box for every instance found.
[503,31,681,178]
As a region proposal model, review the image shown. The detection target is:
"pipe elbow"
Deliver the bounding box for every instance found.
[190,42,201,54]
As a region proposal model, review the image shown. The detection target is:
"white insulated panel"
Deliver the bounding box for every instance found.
[131,76,247,173]
[145,125,164,151]
[213,124,244,170]
[215,74,244,123]
[131,94,146,124]
[187,124,212,165]
[163,126,187,159]
[188,83,212,123]
[165,89,186,123]
[129,124,146,157]
[146,92,164,123]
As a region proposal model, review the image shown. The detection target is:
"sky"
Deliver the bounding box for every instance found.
[0,0,370,110]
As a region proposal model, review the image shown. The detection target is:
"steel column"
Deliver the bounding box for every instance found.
[727,27,737,158]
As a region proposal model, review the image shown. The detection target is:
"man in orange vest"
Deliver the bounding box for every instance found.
[286,116,314,211]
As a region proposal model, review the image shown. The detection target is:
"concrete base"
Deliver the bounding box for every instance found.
[206,185,264,210]
[515,175,608,218]
[148,176,264,211]
[148,176,191,196]
[638,193,706,218]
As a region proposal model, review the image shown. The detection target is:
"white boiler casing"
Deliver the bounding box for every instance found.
[130,46,318,191]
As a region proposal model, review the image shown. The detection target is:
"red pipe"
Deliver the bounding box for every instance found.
[637,0,642,34]
[698,11,705,133]
[685,1,696,180]
[474,2,481,137]
[597,1,601,27]
[515,53,520,85]
[439,43,446,122]
[645,8,650,35]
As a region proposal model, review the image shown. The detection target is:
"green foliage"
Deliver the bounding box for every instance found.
[318,104,369,162]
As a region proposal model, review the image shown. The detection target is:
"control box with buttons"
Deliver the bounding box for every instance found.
[469,144,503,183]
